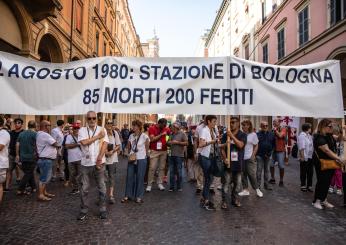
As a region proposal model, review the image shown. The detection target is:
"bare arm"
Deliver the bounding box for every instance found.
[65,143,79,149]
[252,144,258,159]
[80,130,105,146]
[0,144,4,151]
[96,141,108,166]
[319,144,342,163]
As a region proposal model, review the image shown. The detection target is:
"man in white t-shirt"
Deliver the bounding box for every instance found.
[36,120,58,201]
[0,117,11,204]
[51,119,65,181]
[77,111,109,220]
[65,123,83,195]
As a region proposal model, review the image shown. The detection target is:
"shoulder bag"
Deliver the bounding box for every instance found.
[128,133,141,164]
[314,151,340,171]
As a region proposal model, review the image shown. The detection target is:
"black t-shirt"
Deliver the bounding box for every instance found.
[313,133,336,160]
[221,130,247,172]
[9,129,24,156]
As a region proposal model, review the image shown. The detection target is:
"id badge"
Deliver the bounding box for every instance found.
[86,154,90,159]
[231,151,238,161]
[157,141,162,150]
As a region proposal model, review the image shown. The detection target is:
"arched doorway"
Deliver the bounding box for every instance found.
[38,33,64,63]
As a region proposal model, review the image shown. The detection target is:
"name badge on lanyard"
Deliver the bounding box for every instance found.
[157,141,162,150]
[231,151,238,161]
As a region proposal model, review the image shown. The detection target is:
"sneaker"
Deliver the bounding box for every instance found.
[158,184,165,191]
[204,201,216,211]
[168,188,174,192]
[279,181,284,187]
[336,189,343,196]
[217,185,222,191]
[238,190,250,196]
[269,179,276,184]
[256,189,263,198]
[195,188,202,195]
[146,185,152,192]
[301,186,307,192]
[69,189,79,195]
[99,211,107,219]
[177,188,183,192]
[77,212,87,221]
[313,200,323,210]
[109,197,115,204]
[328,187,334,194]
[322,200,334,209]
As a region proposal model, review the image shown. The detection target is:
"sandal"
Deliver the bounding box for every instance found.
[37,196,52,202]
[135,198,144,204]
[45,193,55,198]
[121,197,129,203]
[221,202,228,210]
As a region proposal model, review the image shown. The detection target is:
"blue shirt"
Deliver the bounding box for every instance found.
[256,130,275,158]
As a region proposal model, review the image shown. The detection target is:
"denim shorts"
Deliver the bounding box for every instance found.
[271,152,285,169]
[37,158,53,184]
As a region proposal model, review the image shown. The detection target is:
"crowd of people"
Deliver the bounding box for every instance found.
[0,113,345,220]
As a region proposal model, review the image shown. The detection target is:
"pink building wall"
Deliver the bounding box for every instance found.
[256,0,346,65]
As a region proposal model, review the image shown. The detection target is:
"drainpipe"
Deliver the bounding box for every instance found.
[69,0,75,61]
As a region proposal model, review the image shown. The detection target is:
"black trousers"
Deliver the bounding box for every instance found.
[313,158,334,202]
[300,159,313,187]
[18,161,36,191]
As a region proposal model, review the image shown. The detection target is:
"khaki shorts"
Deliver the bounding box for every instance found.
[0,168,7,184]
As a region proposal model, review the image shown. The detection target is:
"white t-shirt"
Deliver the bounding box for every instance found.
[129,133,149,160]
[196,123,218,154]
[244,132,259,160]
[106,131,121,165]
[36,131,57,159]
[199,127,217,158]
[51,127,64,146]
[78,126,109,166]
[297,132,313,161]
[65,134,83,163]
[0,129,11,168]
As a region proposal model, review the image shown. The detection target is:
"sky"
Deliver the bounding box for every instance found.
[128,0,222,57]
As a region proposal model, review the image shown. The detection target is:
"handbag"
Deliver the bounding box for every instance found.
[128,133,141,164]
[210,129,224,177]
[314,151,340,171]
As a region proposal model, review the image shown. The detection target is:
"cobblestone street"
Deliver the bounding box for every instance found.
[1,157,346,245]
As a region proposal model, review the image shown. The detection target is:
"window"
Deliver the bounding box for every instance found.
[103,41,107,56]
[95,31,99,56]
[277,27,285,60]
[298,6,309,46]
[262,0,267,23]
[244,44,249,60]
[262,43,268,64]
[75,0,83,33]
[330,0,346,26]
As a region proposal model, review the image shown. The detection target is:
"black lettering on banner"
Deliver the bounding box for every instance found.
[186,89,194,104]
[222,89,232,104]
[64,68,73,79]
[22,66,35,79]
[104,87,118,103]
[119,88,131,103]
[73,67,86,80]
[324,69,334,83]
[93,64,99,79]
[286,68,297,83]
[229,63,241,79]
[201,64,212,79]
[83,88,100,104]
[188,66,200,79]
[238,89,249,104]
[83,89,91,104]
[251,65,261,79]
[161,66,172,80]
[298,69,309,83]
[101,64,109,78]
[311,69,321,83]
[145,88,155,103]
[133,88,144,103]
[109,64,118,78]
[8,64,19,78]
[166,88,174,104]
[119,65,128,79]
[175,88,184,104]
[152,65,161,80]
[234,88,238,104]
[36,68,50,79]
[275,68,284,83]
[214,63,224,79]
[250,89,253,105]
[211,89,220,104]
[156,88,160,104]
[50,69,62,80]
[0,61,3,76]
[172,66,182,80]
[140,65,150,80]
[263,67,275,82]
[201,88,210,104]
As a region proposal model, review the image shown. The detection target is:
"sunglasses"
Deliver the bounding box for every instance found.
[87,117,96,121]
[230,121,238,124]
[106,122,113,125]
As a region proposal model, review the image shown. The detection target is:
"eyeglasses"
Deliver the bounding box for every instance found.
[230,121,238,125]
[87,117,96,121]
[15,122,22,125]
[106,122,113,125]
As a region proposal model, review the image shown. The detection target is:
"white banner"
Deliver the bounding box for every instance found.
[0,51,343,117]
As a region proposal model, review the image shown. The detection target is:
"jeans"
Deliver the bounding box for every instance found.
[80,165,107,214]
[125,159,147,199]
[242,158,258,190]
[300,159,313,188]
[256,156,270,188]
[169,156,183,190]
[313,158,334,202]
[18,161,36,191]
[222,169,242,203]
[199,155,212,200]
[105,164,116,188]
[68,161,81,189]
[148,150,167,185]
[271,151,285,169]
[37,159,53,184]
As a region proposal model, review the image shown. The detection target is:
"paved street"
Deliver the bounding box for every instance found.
[1,157,346,245]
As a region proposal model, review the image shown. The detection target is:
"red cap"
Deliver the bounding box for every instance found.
[72,123,80,129]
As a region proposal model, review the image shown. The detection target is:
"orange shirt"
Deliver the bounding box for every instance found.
[274,127,286,152]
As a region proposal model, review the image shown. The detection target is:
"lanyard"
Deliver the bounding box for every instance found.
[87,126,97,139]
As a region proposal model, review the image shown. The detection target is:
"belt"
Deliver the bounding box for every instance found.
[39,157,54,160]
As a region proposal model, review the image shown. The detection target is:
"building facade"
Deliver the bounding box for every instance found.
[255,0,346,126]
[0,0,145,128]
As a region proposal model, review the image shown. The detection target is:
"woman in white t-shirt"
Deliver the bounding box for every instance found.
[198,115,218,211]
[105,120,121,204]
[239,120,263,198]
[121,120,149,204]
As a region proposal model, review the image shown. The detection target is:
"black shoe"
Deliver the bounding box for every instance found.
[301,186,307,192]
[99,211,107,220]
[195,188,202,195]
[209,188,215,195]
[279,181,284,187]
[69,189,80,195]
[59,177,65,182]
[307,187,313,192]
[51,177,56,182]
[77,212,87,221]
[3,188,10,192]
[269,179,276,184]
[204,201,216,211]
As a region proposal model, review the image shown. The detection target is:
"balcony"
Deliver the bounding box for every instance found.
[22,0,63,22]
